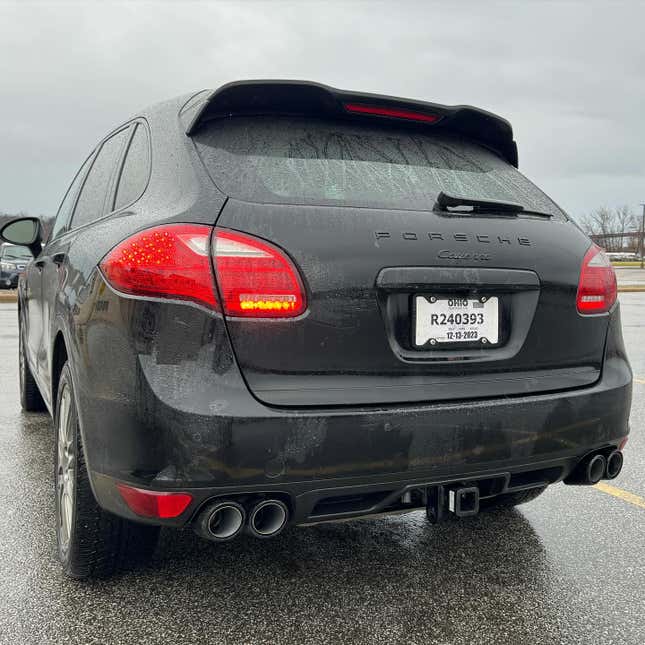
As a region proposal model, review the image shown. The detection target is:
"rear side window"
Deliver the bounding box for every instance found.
[50,153,95,240]
[194,116,565,217]
[72,128,129,229]
[114,123,150,210]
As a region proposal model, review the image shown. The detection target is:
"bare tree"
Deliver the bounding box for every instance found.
[576,212,597,236]
[575,206,639,252]
[588,207,618,249]
[614,205,635,250]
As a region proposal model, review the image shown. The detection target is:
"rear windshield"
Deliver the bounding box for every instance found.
[2,245,32,261]
[194,116,565,217]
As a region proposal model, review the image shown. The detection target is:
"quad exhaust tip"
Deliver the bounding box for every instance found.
[586,454,606,485]
[605,450,623,480]
[565,449,625,486]
[195,501,246,542]
[247,499,289,539]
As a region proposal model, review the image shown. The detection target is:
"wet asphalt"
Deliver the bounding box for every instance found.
[0,297,643,645]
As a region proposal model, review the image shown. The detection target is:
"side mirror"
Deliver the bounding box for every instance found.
[0,217,42,257]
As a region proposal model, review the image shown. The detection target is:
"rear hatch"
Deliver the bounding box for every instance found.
[194,115,608,407]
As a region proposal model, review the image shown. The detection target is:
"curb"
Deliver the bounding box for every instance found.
[0,292,18,303]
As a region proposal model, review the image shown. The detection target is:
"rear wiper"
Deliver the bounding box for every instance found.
[433,191,552,218]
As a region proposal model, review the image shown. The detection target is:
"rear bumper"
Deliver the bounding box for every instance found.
[73,286,631,527]
[93,451,625,528]
[88,355,631,527]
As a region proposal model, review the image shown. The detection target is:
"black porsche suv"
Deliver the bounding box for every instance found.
[2,81,631,579]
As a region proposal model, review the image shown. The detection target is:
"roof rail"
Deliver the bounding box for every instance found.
[185,80,518,167]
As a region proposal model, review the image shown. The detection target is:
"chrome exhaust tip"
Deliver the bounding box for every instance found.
[605,450,623,480]
[195,501,245,542]
[247,500,289,539]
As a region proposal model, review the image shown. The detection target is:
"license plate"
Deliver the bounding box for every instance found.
[414,295,499,347]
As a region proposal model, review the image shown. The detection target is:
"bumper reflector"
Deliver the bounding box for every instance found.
[116,483,192,519]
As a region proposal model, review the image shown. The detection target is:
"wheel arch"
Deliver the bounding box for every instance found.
[51,330,69,414]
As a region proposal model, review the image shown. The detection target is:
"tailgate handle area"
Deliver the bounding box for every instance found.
[376,267,540,292]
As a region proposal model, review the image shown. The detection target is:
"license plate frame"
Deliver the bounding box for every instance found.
[413,295,501,348]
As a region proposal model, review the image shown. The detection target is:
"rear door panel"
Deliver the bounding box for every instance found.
[217,199,605,406]
[23,257,44,378]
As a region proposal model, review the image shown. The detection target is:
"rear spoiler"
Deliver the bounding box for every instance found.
[184,80,518,167]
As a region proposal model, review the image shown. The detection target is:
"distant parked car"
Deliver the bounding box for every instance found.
[0,80,632,579]
[0,243,31,288]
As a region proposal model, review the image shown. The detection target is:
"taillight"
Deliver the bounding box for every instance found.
[213,229,306,318]
[576,244,617,315]
[116,483,192,519]
[343,103,442,124]
[100,224,217,309]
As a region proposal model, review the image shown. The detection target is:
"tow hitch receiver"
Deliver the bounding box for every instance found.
[447,486,480,517]
[426,484,480,523]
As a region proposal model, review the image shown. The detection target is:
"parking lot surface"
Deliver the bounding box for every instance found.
[0,296,643,645]
[615,266,645,288]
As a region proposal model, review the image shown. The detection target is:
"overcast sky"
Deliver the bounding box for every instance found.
[1,1,644,221]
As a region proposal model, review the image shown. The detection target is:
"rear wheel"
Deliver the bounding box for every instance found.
[55,362,159,578]
[480,486,547,512]
[19,316,46,412]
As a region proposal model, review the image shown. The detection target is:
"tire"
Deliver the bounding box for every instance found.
[480,486,547,512]
[18,315,46,412]
[54,362,159,578]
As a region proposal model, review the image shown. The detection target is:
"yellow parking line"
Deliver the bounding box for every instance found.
[594,482,645,510]
[634,377,645,385]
